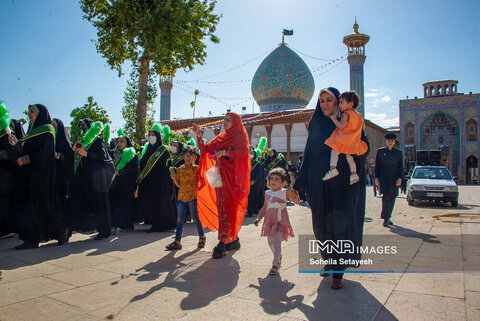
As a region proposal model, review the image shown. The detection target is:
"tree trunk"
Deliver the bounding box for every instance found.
[135,56,150,144]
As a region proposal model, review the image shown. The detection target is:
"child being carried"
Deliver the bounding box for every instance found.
[323,90,368,185]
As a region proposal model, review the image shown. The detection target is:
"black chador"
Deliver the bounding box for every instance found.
[265,149,286,173]
[135,130,177,232]
[109,136,139,230]
[375,142,403,225]
[247,150,266,216]
[11,104,68,249]
[66,119,115,239]
[294,96,369,271]
[52,118,74,222]
[0,119,24,237]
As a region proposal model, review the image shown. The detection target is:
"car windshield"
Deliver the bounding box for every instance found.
[412,167,452,180]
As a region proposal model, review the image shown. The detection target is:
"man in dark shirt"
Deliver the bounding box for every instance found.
[375,133,403,227]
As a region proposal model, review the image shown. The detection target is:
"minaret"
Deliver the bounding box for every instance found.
[159,76,173,120]
[343,19,370,117]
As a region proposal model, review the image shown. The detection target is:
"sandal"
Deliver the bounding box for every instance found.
[197,236,206,248]
[165,241,182,251]
[269,265,280,275]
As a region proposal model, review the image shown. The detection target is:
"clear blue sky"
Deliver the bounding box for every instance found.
[1,0,479,132]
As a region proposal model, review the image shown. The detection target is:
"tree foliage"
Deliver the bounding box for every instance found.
[70,96,110,142]
[80,0,221,142]
[121,62,158,144]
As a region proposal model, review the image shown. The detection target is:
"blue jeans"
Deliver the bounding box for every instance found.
[175,199,204,241]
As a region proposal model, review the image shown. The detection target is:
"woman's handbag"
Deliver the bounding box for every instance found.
[206,164,223,188]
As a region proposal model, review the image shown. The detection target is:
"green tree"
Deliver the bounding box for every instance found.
[122,62,158,143]
[70,96,110,142]
[80,0,221,143]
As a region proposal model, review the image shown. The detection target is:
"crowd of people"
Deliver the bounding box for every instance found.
[1,86,403,289]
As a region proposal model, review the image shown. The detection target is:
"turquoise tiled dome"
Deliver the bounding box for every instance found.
[251,43,315,112]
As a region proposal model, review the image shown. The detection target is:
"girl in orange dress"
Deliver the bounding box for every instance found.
[323,91,368,185]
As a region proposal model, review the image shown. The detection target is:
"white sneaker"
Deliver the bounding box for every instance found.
[323,168,339,181]
[350,174,359,185]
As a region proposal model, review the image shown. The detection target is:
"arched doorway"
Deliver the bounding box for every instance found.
[421,112,459,175]
[466,155,478,184]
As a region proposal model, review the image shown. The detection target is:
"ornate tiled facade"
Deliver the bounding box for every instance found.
[251,43,314,112]
[400,81,480,183]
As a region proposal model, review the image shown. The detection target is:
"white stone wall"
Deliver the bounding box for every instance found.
[291,123,308,152]
[271,124,287,152]
[251,125,267,146]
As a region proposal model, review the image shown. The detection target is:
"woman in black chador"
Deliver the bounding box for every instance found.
[109,135,139,231]
[247,146,266,216]
[135,128,176,232]
[265,149,286,173]
[0,119,25,237]
[66,119,115,240]
[10,104,68,249]
[293,87,369,289]
[52,118,74,222]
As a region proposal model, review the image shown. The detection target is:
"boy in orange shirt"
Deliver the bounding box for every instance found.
[166,146,206,250]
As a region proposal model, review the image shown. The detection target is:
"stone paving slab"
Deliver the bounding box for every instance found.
[1,185,480,320]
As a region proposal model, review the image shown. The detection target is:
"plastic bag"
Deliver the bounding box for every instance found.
[206,165,222,188]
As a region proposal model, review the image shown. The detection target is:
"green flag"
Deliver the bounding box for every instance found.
[283,29,293,36]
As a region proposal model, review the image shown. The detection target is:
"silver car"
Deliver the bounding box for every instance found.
[406,166,459,207]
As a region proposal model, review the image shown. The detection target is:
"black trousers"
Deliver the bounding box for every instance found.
[381,194,397,220]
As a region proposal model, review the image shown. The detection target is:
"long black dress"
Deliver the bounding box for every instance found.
[135,130,177,232]
[294,97,369,273]
[375,146,403,221]
[12,105,67,246]
[52,118,74,222]
[247,156,266,216]
[66,119,115,238]
[109,136,139,230]
[0,120,24,236]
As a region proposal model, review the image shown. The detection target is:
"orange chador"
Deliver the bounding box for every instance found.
[196,112,251,243]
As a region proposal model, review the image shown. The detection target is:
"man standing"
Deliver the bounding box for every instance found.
[375,133,403,227]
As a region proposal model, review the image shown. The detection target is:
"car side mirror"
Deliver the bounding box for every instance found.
[453,176,458,180]
[405,176,410,179]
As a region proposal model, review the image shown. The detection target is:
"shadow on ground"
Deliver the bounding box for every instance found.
[296,277,399,321]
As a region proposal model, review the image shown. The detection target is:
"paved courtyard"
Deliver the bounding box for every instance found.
[1,186,479,321]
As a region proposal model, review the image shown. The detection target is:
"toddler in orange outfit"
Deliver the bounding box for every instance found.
[323,90,368,185]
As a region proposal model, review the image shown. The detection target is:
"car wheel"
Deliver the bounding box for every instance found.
[407,195,414,206]
[451,200,458,207]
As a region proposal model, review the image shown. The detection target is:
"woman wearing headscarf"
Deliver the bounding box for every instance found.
[193,112,251,258]
[135,126,176,232]
[52,118,74,222]
[109,135,139,231]
[66,119,115,240]
[264,148,287,173]
[9,104,68,249]
[247,146,266,217]
[0,119,25,238]
[293,88,369,289]
[168,140,186,220]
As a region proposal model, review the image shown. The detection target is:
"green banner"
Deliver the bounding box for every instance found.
[19,124,55,144]
[137,145,167,184]
[265,156,282,172]
[283,29,293,36]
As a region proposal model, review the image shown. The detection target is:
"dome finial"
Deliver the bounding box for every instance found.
[353,17,359,33]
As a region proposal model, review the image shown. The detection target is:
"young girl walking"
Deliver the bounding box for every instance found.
[322,90,368,185]
[254,167,299,275]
